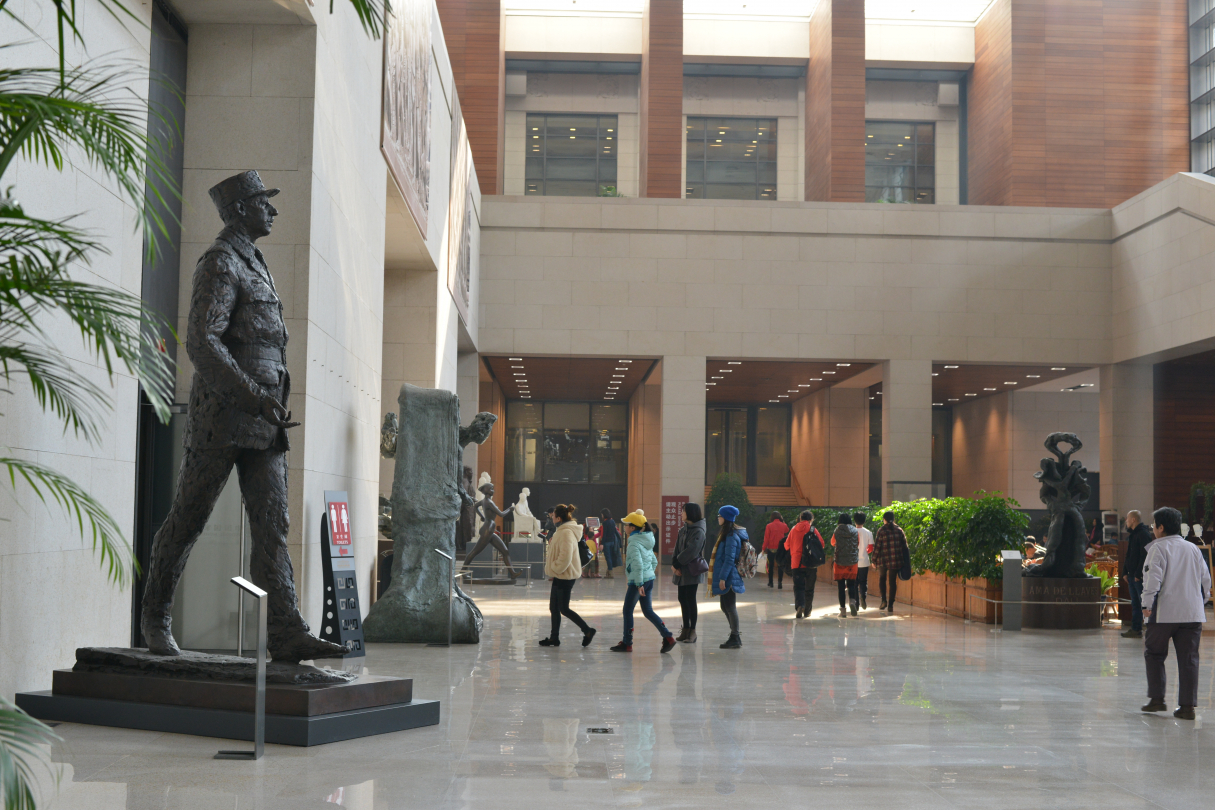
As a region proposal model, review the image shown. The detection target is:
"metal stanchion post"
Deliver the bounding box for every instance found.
[1001,550,1023,631]
[217,576,267,760]
[428,549,456,647]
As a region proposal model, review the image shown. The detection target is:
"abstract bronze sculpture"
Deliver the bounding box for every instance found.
[141,171,346,664]
[1024,432,1092,579]
[362,385,493,642]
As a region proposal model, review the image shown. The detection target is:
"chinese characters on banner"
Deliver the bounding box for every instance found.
[661,496,688,556]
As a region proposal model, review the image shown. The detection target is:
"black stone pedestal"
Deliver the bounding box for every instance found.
[1022,576,1103,629]
[15,669,439,746]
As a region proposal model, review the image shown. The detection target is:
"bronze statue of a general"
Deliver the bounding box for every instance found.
[141,170,346,663]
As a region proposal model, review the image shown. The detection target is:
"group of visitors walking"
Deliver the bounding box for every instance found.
[540,502,912,651]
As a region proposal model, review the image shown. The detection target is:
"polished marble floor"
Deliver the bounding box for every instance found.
[40,575,1214,809]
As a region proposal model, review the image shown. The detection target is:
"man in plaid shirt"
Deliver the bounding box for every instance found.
[873,511,908,614]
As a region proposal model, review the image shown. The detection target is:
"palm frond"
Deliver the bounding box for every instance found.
[0,62,178,262]
[345,0,391,39]
[0,343,108,442]
[0,700,60,810]
[0,199,177,426]
[1,457,136,586]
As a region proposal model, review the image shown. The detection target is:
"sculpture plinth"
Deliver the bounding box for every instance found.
[1022,577,1102,629]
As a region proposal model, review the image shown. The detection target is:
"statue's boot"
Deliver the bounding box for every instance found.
[269,631,347,664]
[141,608,182,656]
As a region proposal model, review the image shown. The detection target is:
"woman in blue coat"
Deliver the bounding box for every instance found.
[710,505,748,649]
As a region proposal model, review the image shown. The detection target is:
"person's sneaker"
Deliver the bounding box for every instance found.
[538,637,560,647]
[610,641,632,652]
[1174,706,1196,720]
[861,596,867,610]
[1121,630,1142,638]
[1141,701,1168,713]
[683,629,697,644]
[582,628,596,647]
[661,637,677,654]
[850,600,859,617]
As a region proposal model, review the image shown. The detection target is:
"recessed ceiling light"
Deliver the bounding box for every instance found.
[787,390,798,393]
[983,387,997,391]
[931,373,939,376]
[1081,383,1094,387]
[823,371,836,375]
[810,378,822,381]
[948,398,959,402]
[619,359,632,363]
[965,393,977,396]
[837,363,851,367]
[720,369,733,373]
[521,396,531,399]
[513,373,525,376]
[511,365,524,368]
[1004,382,1017,385]
[711,376,724,380]
[869,396,875,400]
[933,402,943,406]
[727,361,742,365]
[509,357,522,361]
[777,395,788,398]
[770,399,780,403]
[1051,367,1067,371]
[1026,374,1041,378]
[944,365,959,369]
[875,391,882,395]
[612,374,624,378]
[707,382,716,386]
[798,384,811,387]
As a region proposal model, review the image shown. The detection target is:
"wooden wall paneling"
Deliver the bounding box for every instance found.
[969,0,1012,205]
[970,0,1190,209]
[437,0,505,195]
[640,0,683,198]
[804,0,865,202]
[478,376,506,490]
[1154,359,1215,519]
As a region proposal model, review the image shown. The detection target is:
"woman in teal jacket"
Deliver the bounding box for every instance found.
[610,511,676,653]
[710,505,748,649]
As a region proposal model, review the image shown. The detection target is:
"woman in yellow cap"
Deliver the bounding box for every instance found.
[610,510,676,653]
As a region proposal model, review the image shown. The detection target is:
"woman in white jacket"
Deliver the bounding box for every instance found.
[539,504,596,647]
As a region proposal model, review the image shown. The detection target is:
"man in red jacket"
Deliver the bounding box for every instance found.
[786,512,824,619]
[762,511,789,589]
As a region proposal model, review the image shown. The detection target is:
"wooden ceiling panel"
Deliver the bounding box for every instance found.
[483,356,656,402]
[931,363,1092,405]
[706,360,874,404]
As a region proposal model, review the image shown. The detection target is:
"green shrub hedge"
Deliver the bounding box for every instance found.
[771,492,1028,580]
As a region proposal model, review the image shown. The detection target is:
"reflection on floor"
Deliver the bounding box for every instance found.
[42,575,1213,809]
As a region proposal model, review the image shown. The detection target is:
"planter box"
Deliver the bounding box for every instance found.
[812,565,1001,624]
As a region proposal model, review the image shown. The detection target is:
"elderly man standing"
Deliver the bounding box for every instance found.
[1140,506,1212,720]
[1121,510,1152,639]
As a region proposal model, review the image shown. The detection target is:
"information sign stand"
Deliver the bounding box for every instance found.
[320,490,365,657]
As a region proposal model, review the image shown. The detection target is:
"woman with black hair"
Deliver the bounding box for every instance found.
[671,502,707,643]
[600,508,621,579]
[710,505,749,648]
[832,513,860,617]
[539,504,595,647]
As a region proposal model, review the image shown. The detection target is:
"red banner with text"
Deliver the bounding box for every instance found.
[661,496,688,557]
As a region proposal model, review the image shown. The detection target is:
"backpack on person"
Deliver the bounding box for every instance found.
[577,537,593,567]
[736,537,759,579]
[803,528,825,568]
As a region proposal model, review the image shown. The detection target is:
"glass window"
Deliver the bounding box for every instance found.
[754,406,790,487]
[590,403,628,484]
[686,116,777,201]
[865,120,935,204]
[524,114,620,197]
[504,402,543,482]
[705,408,748,485]
[705,405,790,486]
[543,402,590,483]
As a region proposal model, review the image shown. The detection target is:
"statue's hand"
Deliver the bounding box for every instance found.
[260,392,299,428]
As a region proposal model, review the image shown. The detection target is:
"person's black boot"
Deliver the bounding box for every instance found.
[1141,701,1168,713]
[1174,706,1196,720]
[539,637,560,647]
[720,633,741,649]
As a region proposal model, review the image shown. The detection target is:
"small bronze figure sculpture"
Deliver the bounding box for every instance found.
[456,465,476,554]
[463,473,520,578]
[140,171,346,664]
[1024,432,1092,579]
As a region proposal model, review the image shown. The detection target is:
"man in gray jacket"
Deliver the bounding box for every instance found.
[1140,506,1212,720]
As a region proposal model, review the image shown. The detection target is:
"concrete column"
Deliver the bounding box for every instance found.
[660,356,706,502]
[881,359,933,502]
[1099,363,1154,514]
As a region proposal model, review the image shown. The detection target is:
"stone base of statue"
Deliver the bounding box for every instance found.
[362,384,484,644]
[1022,577,1102,629]
[14,650,438,746]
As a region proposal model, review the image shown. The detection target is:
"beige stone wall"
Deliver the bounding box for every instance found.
[1008,391,1099,508]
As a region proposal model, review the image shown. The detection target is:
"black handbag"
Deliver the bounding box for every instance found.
[578,539,593,567]
[898,545,912,581]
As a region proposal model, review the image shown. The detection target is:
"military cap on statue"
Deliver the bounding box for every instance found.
[208,170,280,213]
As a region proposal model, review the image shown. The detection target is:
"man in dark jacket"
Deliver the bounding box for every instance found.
[1122,509,1152,639]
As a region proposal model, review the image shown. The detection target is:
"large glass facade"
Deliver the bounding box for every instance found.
[525,113,619,196]
[505,401,628,484]
[865,121,935,203]
[686,116,777,200]
[705,405,789,486]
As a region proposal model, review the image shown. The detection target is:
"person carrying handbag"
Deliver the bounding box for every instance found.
[761,511,789,589]
[874,510,909,615]
[671,502,709,643]
[785,511,824,619]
